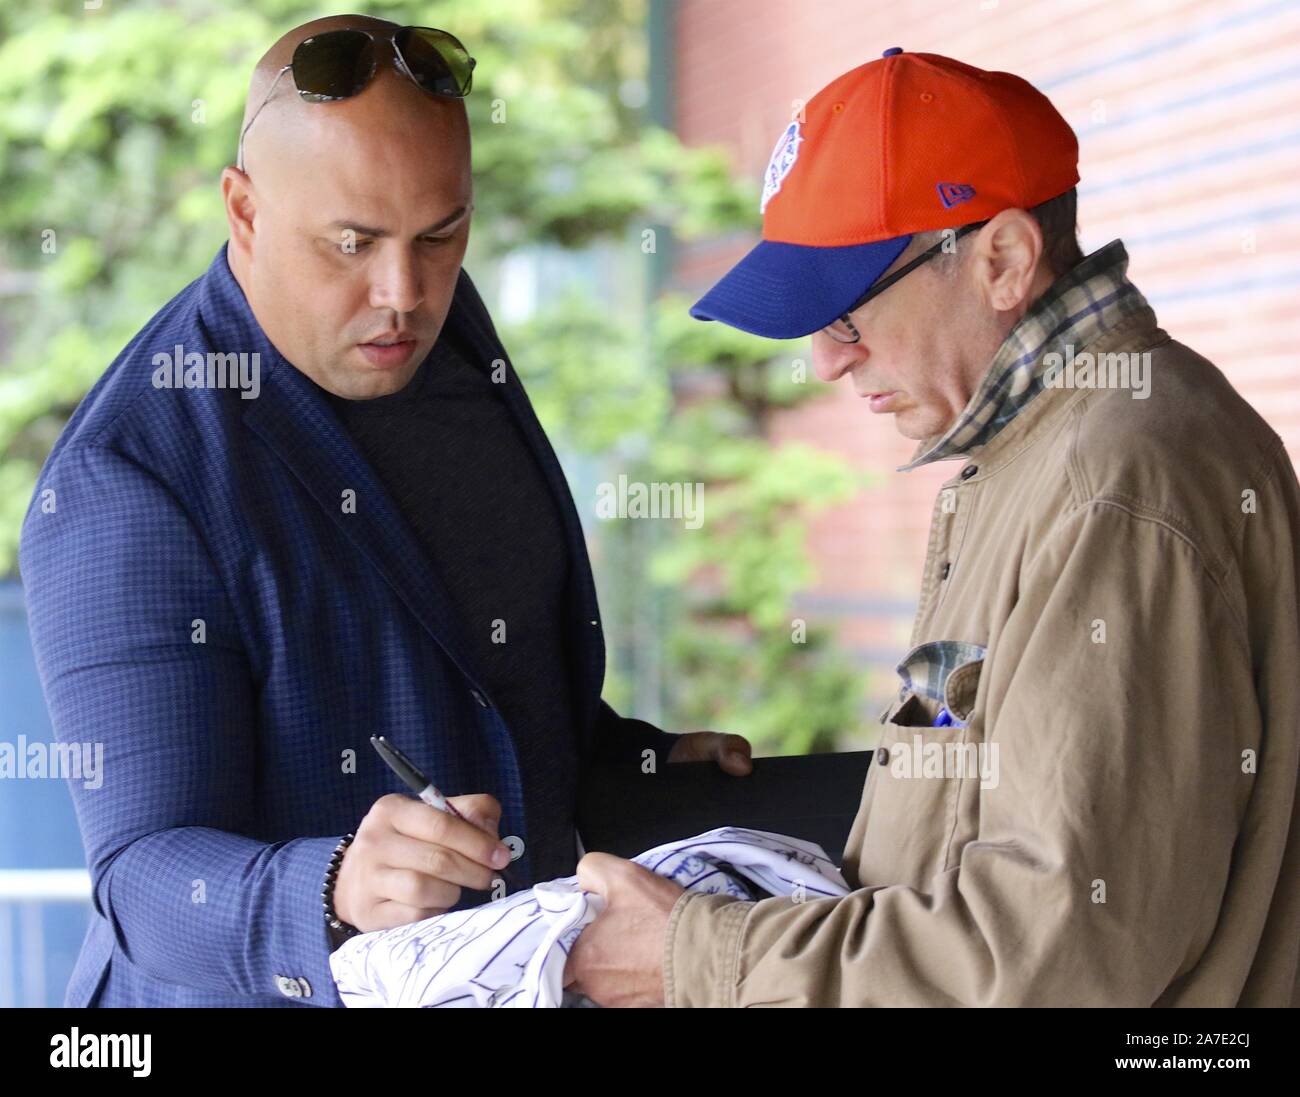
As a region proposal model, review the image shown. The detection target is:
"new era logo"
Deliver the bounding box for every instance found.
[937,182,976,208]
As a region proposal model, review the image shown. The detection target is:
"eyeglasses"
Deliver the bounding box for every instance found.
[823,220,988,343]
[237,26,476,172]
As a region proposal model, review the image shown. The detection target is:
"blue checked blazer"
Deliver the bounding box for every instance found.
[19,245,675,1007]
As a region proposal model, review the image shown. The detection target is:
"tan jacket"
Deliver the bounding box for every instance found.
[665,305,1300,1006]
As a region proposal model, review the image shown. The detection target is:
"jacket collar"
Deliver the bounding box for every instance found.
[932,304,1170,486]
[900,240,1153,473]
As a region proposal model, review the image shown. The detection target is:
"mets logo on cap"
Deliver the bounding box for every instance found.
[760,121,803,213]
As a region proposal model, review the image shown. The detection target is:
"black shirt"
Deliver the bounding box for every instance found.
[320,331,579,881]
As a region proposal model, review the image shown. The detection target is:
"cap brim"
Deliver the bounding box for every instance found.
[689,235,912,339]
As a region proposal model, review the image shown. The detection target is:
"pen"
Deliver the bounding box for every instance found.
[371,734,465,817]
[369,734,517,891]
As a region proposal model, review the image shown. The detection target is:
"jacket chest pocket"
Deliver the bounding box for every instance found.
[848,691,981,892]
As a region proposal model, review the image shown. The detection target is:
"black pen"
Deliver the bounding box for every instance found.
[369,735,518,890]
[371,734,465,816]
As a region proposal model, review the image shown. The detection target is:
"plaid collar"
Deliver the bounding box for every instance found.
[899,239,1150,472]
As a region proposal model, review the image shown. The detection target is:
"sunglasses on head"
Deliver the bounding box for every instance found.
[237,26,475,172]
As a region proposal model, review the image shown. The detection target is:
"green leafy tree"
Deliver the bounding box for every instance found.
[641,299,872,753]
[0,0,870,754]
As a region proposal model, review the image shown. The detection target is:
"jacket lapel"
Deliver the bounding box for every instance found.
[241,348,493,698]
[444,271,607,736]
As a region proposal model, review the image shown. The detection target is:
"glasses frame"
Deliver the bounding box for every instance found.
[237,26,476,172]
[824,220,989,343]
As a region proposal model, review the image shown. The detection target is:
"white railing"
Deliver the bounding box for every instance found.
[0,869,91,1008]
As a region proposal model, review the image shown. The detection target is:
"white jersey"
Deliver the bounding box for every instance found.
[329,827,849,1007]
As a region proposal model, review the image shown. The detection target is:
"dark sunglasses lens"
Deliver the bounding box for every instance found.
[292,30,375,100]
[397,27,473,96]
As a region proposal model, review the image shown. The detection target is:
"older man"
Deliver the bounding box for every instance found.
[567,49,1300,1007]
[20,14,748,1008]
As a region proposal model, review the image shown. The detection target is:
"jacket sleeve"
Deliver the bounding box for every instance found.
[592,699,680,766]
[664,499,1257,1006]
[20,442,344,1005]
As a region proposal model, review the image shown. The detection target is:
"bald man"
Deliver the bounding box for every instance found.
[20,14,748,1009]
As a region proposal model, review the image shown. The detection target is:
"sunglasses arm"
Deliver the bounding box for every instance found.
[236,64,292,173]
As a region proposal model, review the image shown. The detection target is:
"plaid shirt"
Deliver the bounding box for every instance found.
[899,239,1150,472]
[891,239,1150,715]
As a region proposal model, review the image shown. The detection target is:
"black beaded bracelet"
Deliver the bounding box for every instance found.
[322,832,359,941]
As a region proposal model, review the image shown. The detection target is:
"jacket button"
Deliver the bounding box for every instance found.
[960,464,978,480]
[275,975,303,998]
[876,747,890,766]
[471,689,488,708]
[502,835,525,861]
[941,562,951,580]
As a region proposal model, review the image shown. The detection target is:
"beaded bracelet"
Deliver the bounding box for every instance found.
[322,832,360,942]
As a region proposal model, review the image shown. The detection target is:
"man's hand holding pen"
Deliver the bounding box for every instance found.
[332,792,514,933]
[340,729,752,946]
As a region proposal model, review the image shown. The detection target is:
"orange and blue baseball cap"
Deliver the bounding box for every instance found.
[690,49,1080,339]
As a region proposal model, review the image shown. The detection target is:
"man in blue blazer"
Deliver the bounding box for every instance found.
[19,15,749,1008]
